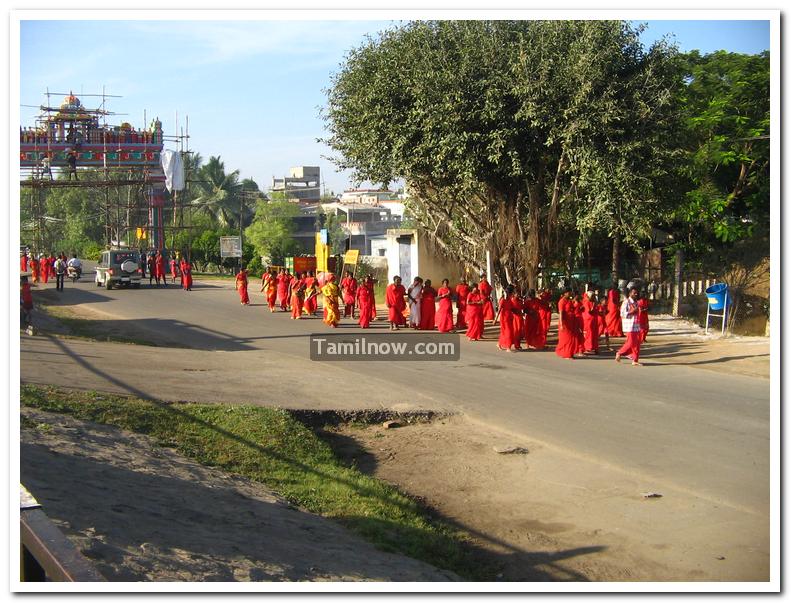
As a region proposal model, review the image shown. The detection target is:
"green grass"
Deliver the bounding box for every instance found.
[20,384,494,580]
[36,303,160,347]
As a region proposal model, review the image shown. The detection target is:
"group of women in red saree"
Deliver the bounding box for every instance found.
[21,252,61,285]
[233,266,649,360]
[246,268,378,329]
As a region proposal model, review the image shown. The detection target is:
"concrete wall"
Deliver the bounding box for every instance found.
[383,228,463,286]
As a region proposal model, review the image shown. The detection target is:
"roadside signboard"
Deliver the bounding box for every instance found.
[220,236,242,258]
[343,249,360,266]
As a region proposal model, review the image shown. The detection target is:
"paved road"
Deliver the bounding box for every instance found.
[22,273,770,519]
[20,272,772,578]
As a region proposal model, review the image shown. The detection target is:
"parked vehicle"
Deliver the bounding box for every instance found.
[95,249,142,289]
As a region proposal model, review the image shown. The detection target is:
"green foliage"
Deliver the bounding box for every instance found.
[21,385,491,580]
[190,156,251,229]
[672,50,769,254]
[320,209,348,253]
[244,197,301,265]
[323,20,683,287]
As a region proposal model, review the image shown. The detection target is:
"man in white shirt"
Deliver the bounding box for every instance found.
[615,286,643,366]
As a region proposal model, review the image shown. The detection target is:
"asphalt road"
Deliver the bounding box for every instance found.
[21,271,770,528]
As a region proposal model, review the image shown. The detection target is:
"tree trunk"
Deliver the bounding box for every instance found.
[525,182,544,290]
[611,233,621,285]
[672,248,684,317]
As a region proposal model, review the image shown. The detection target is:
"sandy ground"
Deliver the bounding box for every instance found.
[326,415,768,582]
[20,406,458,582]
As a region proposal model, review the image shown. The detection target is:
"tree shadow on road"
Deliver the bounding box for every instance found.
[27,335,611,581]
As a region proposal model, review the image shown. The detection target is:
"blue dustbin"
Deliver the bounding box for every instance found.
[706,283,728,311]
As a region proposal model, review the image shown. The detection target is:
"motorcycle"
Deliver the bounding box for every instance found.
[67,265,82,283]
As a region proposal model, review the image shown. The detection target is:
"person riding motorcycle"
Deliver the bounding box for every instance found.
[67,254,82,279]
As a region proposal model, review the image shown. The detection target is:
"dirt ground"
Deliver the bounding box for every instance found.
[20,407,458,582]
[324,413,767,582]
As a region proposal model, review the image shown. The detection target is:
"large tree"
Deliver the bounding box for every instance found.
[671,50,770,254]
[244,193,301,264]
[323,20,683,287]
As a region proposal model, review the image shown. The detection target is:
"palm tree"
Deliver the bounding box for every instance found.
[190,156,244,228]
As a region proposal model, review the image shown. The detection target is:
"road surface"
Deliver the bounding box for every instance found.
[19,272,772,580]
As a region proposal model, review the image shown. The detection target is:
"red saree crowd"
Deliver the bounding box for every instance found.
[233,267,650,366]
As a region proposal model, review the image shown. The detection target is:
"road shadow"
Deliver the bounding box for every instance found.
[27,337,611,581]
[20,440,455,582]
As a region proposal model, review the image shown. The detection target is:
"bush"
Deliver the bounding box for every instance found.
[82,242,104,261]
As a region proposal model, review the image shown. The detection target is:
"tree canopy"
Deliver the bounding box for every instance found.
[323,20,684,286]
[671,50,769,254]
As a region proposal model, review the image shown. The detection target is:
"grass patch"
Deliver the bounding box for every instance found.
[35,303,161,347]
[20,384,495,580]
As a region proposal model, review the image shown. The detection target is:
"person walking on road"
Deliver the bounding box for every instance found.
[180,257,193,291]
[53,255,67,291]
[154,251,167,286]
[386,276,407,331]
[236,267,250,305]
[615,287,643,366]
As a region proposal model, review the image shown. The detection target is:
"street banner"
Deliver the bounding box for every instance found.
[343,249,360,266]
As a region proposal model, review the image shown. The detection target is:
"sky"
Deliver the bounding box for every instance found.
[17,15,771,197]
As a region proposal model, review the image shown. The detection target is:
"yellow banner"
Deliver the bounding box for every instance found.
[343,249,360,266]
[315,233,329,272]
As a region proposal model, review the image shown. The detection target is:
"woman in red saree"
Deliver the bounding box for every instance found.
[455,280,470,330]
[605,285,624,337]
[385,276,407,330]
[638,297,650,343]
[555,289,577,359]
[465,284,485,341]
[582,290,600,354]
[341,270,358,318]
[154,252,166,286]
[511,288,525,350]
[523,289,545,350]
[419,279,437,330]
[291,282,306,319]
[435,279,455,333]
[496,285,519,351]
[539,288,552,335]
[40,255,50,284]
[30,256,40,284]
[169,256,180,283]
[301,271,317,315]
[479,275,495,321]
[276,269,289,311]
[356,279,374,328]
[573,294,586,355]
[180,258,193,291]
[369,279,378,320]
[235,268,250,305]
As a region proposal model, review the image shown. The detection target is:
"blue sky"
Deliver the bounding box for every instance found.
[18,17,770,196]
